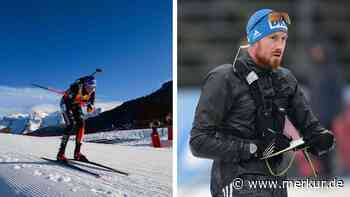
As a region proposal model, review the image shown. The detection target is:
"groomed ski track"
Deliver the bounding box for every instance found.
[0,133,172,197]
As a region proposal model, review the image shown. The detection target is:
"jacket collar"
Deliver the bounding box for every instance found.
[240,51,273,75]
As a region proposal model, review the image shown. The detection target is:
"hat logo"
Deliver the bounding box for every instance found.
[253,30,261,39]
[268,19,287,30]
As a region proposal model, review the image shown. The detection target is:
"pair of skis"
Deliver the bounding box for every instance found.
[41,157,129,178]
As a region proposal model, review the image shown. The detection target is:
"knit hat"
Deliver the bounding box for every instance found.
[246,9,289,45]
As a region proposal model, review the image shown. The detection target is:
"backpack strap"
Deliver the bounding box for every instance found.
[232,60,274,137]
[233,60,268,111]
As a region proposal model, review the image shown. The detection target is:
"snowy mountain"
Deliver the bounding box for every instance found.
[0,102,120,134]
[0,113,30,134]
[0,110,63,134]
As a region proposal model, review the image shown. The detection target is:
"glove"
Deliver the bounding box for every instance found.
[87,104,94,113]
[304,130,335,157]
[256,129,291,162]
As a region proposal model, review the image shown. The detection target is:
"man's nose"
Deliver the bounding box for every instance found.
[275,39,285,50]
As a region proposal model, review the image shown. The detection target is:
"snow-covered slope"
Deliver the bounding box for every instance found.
[0,132,172,197]
[83,128,170,146]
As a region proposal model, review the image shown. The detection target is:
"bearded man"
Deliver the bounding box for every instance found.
[189,9,335,197]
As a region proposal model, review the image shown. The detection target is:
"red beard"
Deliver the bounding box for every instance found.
[256,52,282,70]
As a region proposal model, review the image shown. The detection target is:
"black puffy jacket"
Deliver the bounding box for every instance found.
[189,52,325,197]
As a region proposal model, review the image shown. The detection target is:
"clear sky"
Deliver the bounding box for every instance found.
[0,0,172,103]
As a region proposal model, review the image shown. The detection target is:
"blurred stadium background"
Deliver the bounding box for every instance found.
[178,0,350,196]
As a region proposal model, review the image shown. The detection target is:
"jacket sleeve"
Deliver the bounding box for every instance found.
[286,73,326,138]
[189,69,252,163]
[88,91,95,105]
[66,82,82,106]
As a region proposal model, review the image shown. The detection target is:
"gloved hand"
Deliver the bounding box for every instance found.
[255,129,291,161]
[87,104,94,113]
[304,130,335,157]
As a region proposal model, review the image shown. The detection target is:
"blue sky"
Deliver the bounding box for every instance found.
[0,0,172,114]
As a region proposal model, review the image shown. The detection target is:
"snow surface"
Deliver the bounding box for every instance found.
[83,128,170,146]
[0,132,172,197]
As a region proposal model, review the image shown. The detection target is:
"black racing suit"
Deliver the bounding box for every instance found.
[190,52,326,197]
[57,76,95,159]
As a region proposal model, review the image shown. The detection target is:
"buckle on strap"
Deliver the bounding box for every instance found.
[246,71,259,85]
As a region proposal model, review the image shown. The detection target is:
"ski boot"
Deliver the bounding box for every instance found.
[56,152,68,162]
[57,134,69,162]
[74,142,89,162]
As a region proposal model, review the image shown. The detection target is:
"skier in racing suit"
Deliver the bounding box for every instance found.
[56,75,96,162]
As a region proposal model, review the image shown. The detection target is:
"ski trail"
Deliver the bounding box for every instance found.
[0,152,125,197]
[0,133,172,197]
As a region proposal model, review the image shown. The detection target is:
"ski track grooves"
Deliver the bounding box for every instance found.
[0,152,124,197]
[0,134,172,197]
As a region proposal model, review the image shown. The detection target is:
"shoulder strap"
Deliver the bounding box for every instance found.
[233,60,265,109]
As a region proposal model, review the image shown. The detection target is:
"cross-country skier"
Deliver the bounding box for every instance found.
[56,75,96,162]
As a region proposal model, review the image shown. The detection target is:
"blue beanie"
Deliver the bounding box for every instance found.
[246,9,288,45]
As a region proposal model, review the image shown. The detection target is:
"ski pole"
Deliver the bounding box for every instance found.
[90,68,103,76]
[31,83,65,94]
